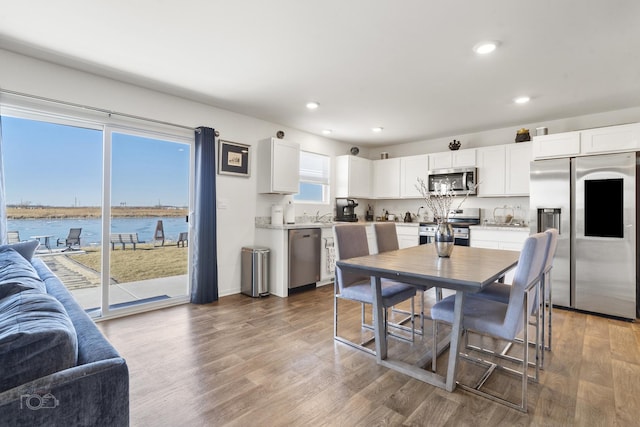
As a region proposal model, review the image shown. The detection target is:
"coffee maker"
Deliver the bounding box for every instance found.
[335,198,358,222]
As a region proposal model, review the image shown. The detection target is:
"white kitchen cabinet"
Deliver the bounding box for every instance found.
[477,142,531,197]
[400,154,429,198]
[319,227,335,286]
[532,132,581,159]
[395,224,419,249]
[335,155,372,198]
[429,148,476,170]
[373,158,401,198]
[470,227,529,251]
[257,138,300,194]
[476,145,506,196]
[580,123,640,154]
[505,142,532,195]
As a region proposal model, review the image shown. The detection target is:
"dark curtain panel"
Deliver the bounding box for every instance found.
[190,126,219,303]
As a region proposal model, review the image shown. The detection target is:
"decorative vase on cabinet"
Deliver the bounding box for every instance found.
[434,222,455,257]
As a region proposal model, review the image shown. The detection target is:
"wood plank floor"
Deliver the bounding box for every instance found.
[98,285,640,427]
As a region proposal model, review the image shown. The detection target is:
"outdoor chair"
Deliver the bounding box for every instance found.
[57,227,82,250]
[7,231,20,244]
[333,224,416,355]
[431,232,549,412]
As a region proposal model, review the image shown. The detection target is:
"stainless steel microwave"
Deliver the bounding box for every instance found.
[426,167,477,195]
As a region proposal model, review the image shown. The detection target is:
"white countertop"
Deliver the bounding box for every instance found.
[256,220,421,230]
[470,224,530,232]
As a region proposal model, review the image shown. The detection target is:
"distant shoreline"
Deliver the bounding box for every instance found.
[7,206,188,219]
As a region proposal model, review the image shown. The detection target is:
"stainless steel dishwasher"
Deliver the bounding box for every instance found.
[288,228,321,290]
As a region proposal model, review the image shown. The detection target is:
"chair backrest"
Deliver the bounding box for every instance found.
[7,231,20,244]
[68,228,82,239]
[333,224,371,291]
[374,222,399,253]
[503,232,550,339]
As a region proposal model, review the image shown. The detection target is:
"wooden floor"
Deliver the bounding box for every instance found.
[98,285,640,427]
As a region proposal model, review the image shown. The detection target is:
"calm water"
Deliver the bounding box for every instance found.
[7,217,189,246]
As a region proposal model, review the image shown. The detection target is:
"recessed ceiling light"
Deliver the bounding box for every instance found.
[372,127,384,133]
[306,101,320,110]
[322,129,332,135]
[514,96,531,104]
[473,41,500,55]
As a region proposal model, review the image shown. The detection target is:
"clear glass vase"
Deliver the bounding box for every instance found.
[434,222,455,257]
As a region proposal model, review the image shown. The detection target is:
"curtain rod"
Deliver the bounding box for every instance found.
[0,88,202,133]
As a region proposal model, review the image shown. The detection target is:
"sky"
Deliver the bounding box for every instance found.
[1,116,190,207]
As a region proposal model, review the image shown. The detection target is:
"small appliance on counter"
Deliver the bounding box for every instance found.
[271,204,283,225]
[335,198,358,222]
[285,201,295,224]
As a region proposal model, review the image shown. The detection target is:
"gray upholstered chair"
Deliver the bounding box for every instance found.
[333,224,417,355]
[430,232,549,412]
[471,228,558,367]
[373,222,440,335]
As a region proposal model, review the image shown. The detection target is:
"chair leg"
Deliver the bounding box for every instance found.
[432,320,437,372]
[334,284,376,355]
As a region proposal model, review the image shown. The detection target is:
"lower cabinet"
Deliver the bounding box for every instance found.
[470,227,529,283]
[396,224,419,249]
[470,227,530,251]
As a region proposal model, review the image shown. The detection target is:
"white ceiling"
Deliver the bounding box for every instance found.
[1,0,639,145]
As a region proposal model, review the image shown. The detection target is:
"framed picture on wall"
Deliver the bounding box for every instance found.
[218,140,250,177]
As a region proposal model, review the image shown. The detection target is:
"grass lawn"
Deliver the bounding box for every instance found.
[70,243,188,283]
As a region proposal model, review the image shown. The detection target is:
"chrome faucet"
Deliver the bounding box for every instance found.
[314,211,333,223]
[416,206,424,221]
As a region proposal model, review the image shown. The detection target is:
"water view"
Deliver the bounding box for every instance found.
[8,217,189,246]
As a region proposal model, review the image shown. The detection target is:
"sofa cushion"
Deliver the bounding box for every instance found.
[0,240,40,261]
[0,291,78,393]
[0,248,46,299]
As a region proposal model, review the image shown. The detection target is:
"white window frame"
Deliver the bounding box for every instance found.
[294,150,330,204]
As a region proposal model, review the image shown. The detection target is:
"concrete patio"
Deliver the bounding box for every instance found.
[37,251,188,311]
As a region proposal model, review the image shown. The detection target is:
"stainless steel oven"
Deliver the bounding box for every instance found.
[419,208,480,247]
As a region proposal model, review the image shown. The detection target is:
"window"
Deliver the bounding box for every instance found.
[294,151,330,203]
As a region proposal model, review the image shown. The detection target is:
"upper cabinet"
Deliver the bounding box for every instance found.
[532,132,581,159]
[257,138,300,194]
[373,158,401,198]
[429,148,476,170]
[477,142,531,197]
[335,155,372,198]
[580,123,640,154]
[400,154,429,198]
[532,123,640,159]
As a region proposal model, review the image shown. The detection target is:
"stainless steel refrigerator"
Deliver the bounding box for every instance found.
[530,152,638,319]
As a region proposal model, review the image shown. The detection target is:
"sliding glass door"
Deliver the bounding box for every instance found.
[1,111,193,318]
[106,129,191,311]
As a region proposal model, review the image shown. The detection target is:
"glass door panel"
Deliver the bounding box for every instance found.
[1,116,104,315]
[108,131,190,311]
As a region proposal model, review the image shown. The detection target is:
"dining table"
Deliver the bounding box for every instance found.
[335,243,520,392]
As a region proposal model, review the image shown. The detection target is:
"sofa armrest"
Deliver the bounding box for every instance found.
[0,357,129,426]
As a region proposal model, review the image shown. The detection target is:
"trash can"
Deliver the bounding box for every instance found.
[241,246,270,297]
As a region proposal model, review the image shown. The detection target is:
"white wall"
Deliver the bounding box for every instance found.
[0,48,357,297]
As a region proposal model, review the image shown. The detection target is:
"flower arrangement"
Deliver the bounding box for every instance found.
[415,177,476,223]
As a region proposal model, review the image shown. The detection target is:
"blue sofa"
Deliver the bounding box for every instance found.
[0,241,129,426]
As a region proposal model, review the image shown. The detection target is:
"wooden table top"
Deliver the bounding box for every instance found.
[336,244,520,292]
